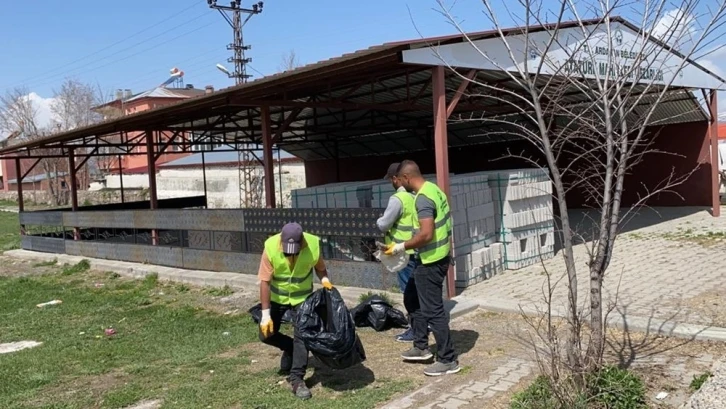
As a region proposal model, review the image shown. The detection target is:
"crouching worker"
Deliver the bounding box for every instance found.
[257,222,333,400]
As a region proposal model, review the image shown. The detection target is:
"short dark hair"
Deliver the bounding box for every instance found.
[397,160,421,177]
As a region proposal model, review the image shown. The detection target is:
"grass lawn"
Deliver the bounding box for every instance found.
[0,212,20,251]
[0,265,410,409]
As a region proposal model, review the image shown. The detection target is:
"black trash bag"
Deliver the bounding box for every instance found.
[296,288,366,370]
[248,303,295,324]
[350,296,409,332]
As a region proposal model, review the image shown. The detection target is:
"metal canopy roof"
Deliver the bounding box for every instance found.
[0,16,715,162]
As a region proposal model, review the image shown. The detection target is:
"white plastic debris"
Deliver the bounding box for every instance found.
[222,332,230,336]
[36,300,62,308]
[0,341,42,354]
[655,392,669,400]
[374,249,410,273]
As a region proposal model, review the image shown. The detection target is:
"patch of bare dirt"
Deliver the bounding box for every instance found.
[0,255,61,278]
[29,370,127,408]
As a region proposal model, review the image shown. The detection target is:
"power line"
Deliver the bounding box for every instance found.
[10,0,203,86]
[20,17,218,91]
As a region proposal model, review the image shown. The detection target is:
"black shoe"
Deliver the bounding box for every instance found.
[401,347,434,361]
[279,351,292,374]
[292,381,312,400]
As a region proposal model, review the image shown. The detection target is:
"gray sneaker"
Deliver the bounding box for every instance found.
[292,381,312,400]
[401,347,433,361]
[424,361,461,376]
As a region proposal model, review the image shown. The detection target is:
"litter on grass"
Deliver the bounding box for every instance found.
[36,300,62,308]
[0,341,42,354]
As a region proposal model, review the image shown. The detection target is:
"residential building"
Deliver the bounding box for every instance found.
[92,85,211,177]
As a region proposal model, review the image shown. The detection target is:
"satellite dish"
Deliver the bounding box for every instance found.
[216,63,231,75]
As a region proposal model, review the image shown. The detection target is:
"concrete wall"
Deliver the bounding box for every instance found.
[0,189,147,206]
[304,121,715,208]
[105,174,150,189]
[155,163,307,208]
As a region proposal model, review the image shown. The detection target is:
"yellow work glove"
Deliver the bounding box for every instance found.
[321,277,334,290]
[384,242,406,256]
[260,309,274,339]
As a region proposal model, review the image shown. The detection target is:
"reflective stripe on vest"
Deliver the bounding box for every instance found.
[414,181,452,264]
[384,191,416,255]
[264,232,320,306]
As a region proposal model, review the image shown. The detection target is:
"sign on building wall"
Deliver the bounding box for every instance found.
[402,21,725,90]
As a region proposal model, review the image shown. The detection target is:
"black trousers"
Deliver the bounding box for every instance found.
[403,256,457,363]
[259,301,308,382]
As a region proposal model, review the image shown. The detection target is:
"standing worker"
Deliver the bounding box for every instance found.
[376,162,419,342]
[258,222,334,400]
[385,160,460,376]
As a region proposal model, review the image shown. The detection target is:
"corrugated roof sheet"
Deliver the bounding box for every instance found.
[159,147,296,167]
[8,172,68,184]
[124,87,206,103]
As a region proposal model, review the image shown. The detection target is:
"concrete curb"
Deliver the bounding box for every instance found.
[4,249,478,320]
[463,295,726,343]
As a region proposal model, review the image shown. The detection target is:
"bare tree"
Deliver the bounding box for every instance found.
[52,79,105,190]
[278,49,302,72]
[0,87,66,205]
[433,0,726,383]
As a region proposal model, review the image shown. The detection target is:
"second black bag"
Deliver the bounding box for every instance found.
[350,295,408,332]
[296,288,366,370]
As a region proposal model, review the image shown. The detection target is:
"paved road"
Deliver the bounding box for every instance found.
[461,207,726,325]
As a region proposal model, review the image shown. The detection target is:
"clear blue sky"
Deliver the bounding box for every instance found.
[0,0,722,102]
[0,0,505,99]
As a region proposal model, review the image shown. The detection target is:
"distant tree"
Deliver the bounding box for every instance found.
[278,50,302,72]
[0,86,66,205]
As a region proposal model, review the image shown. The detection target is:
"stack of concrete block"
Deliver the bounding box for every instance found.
[290,168,554,287]
[291,174,444,210]
[291,181,377,209]
[454,242,506,288]
[448,172,500,288]
[487,168,555,270]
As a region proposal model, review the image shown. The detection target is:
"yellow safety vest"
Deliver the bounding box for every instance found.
[414,181,452,264]
[264,232,320,306]
[384,191,416,255]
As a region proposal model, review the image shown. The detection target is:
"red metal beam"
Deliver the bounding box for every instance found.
[74,147,98,172]
[154,130,182,161]
[261,105,276,208]
[272,107,303,144]
[68,149,79,211]
[447,70,478,118]
[15,159,24,215]
[709,89,720,217]
[69,148,80,241]
[432,66,456,299]
[145,130,159,245]
[21,158,42,179]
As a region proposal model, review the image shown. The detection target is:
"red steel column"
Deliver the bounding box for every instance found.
[709,90,720,217]
[261,105,276,208]
[15,159,24,213]
[15,159,25,236]
[432,66,456,299]
[68,149,80,240]
[69,149,79,211]
[146,130,159,244]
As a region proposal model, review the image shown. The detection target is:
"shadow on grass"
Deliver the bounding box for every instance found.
[307,360,376,391]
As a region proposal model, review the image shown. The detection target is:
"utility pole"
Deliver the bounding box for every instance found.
[207,0,263,85]
[207,0,264,208]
